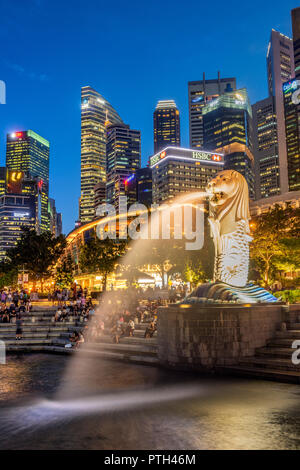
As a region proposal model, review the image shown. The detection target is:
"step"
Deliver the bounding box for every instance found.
[95,334,157,346]
[217,365,300,384]
[6,345,45,352]
[238,356,300,372]
[86,341,157,355]
[74,347,159,366]
[256,347,295,358]
[267,338,296,348]
[275,330,300,339]
[103,328,156,338]
[3,339,53,345]
[288,323,300,329]
[0,325,77,332]
[6,344,159,366]
[1,321,81,327]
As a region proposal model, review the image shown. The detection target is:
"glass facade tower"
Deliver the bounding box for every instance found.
[153,100,180,153]
[266,29,295,194]
[188,73,236,149]
[106,123,141,211]
[6,130,50,232]
[252,96,280,199]
[80,86,123,223]
[203,88,255,198]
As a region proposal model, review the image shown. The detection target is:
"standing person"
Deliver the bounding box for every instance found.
[7,290,12,304]
[16,314,23,340]
[1,291,7,304]
[13,291,19,308]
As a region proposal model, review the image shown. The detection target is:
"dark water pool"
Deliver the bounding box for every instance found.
[1,353,300,450]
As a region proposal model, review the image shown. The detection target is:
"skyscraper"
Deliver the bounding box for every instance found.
[6,130,50,232]
[283,79,300,191]
[203,88,255,198]
[80,86,123,223]
[94,181,106,216]
[0,168,6,196]
[292,7,300,80]
[0,173,41,260]
[153,100,180,153]
[49,198,63,237]
[106,123,141,210]
[188,73,236,149]
[252,97,280,199]
[266,29,295,194]
[124,167,153,208]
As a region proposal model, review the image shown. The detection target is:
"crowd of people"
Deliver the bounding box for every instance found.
[0,290,32,337]
[50,286,89,305]
[0,289,34,340]
[0,284,177,346]
[61,290,164,348]
[85,295,161,345]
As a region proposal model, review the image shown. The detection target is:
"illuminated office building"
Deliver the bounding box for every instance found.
[203,88,255,198]
[6,130,50,232]
[80,86,123,223]
[0,173,41,260]
[252,97,280,199]
[124,167,153,208]
[150,147,223,205]
[153,100,180,153]
[291,8,300,187]
[106,123,141,210]
[188,72,236,149]
[0,168,6,196]
[94,181,106,216]
[267,29,295,193]
[292,8,300,80]
[49,198,62,237]
[283,79,300,191]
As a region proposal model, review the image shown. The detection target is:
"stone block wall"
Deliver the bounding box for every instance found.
[157,304,288,371]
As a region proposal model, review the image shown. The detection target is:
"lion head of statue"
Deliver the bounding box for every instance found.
[206,170,250,236]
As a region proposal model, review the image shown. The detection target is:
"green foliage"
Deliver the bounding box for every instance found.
[250,204,300,287]
[55,254,74,288]
[0,261,18,289]
[274,289,300,304]
[79,237,126,290]
[183,259,206,287]
[4,228,67,289]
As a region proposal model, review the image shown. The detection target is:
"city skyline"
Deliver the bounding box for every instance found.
[0,0,298,234]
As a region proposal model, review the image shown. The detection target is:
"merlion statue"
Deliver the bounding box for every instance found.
[206,170,252,288]
[184,169,278,302]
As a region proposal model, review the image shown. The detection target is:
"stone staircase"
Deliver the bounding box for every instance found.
[81,323,158,366]
[0,309,83,352]
[0,310,158,366]
[219,318,300,383]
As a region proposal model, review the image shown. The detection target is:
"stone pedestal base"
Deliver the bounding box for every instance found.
[157,303,288,371]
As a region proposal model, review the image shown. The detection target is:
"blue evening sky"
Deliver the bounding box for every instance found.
[0,0,297,234]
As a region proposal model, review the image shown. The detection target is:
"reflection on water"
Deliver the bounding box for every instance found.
[1,354,300,450]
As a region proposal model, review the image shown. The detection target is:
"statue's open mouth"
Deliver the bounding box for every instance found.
[208,191,224,203]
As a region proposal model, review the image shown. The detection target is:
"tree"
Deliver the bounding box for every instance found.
[183,259,206,288]
[5,228,67,291]
[79,238,126,290]
[250,204,300,287]
[0,261,18,289]
[55,254,74,289]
